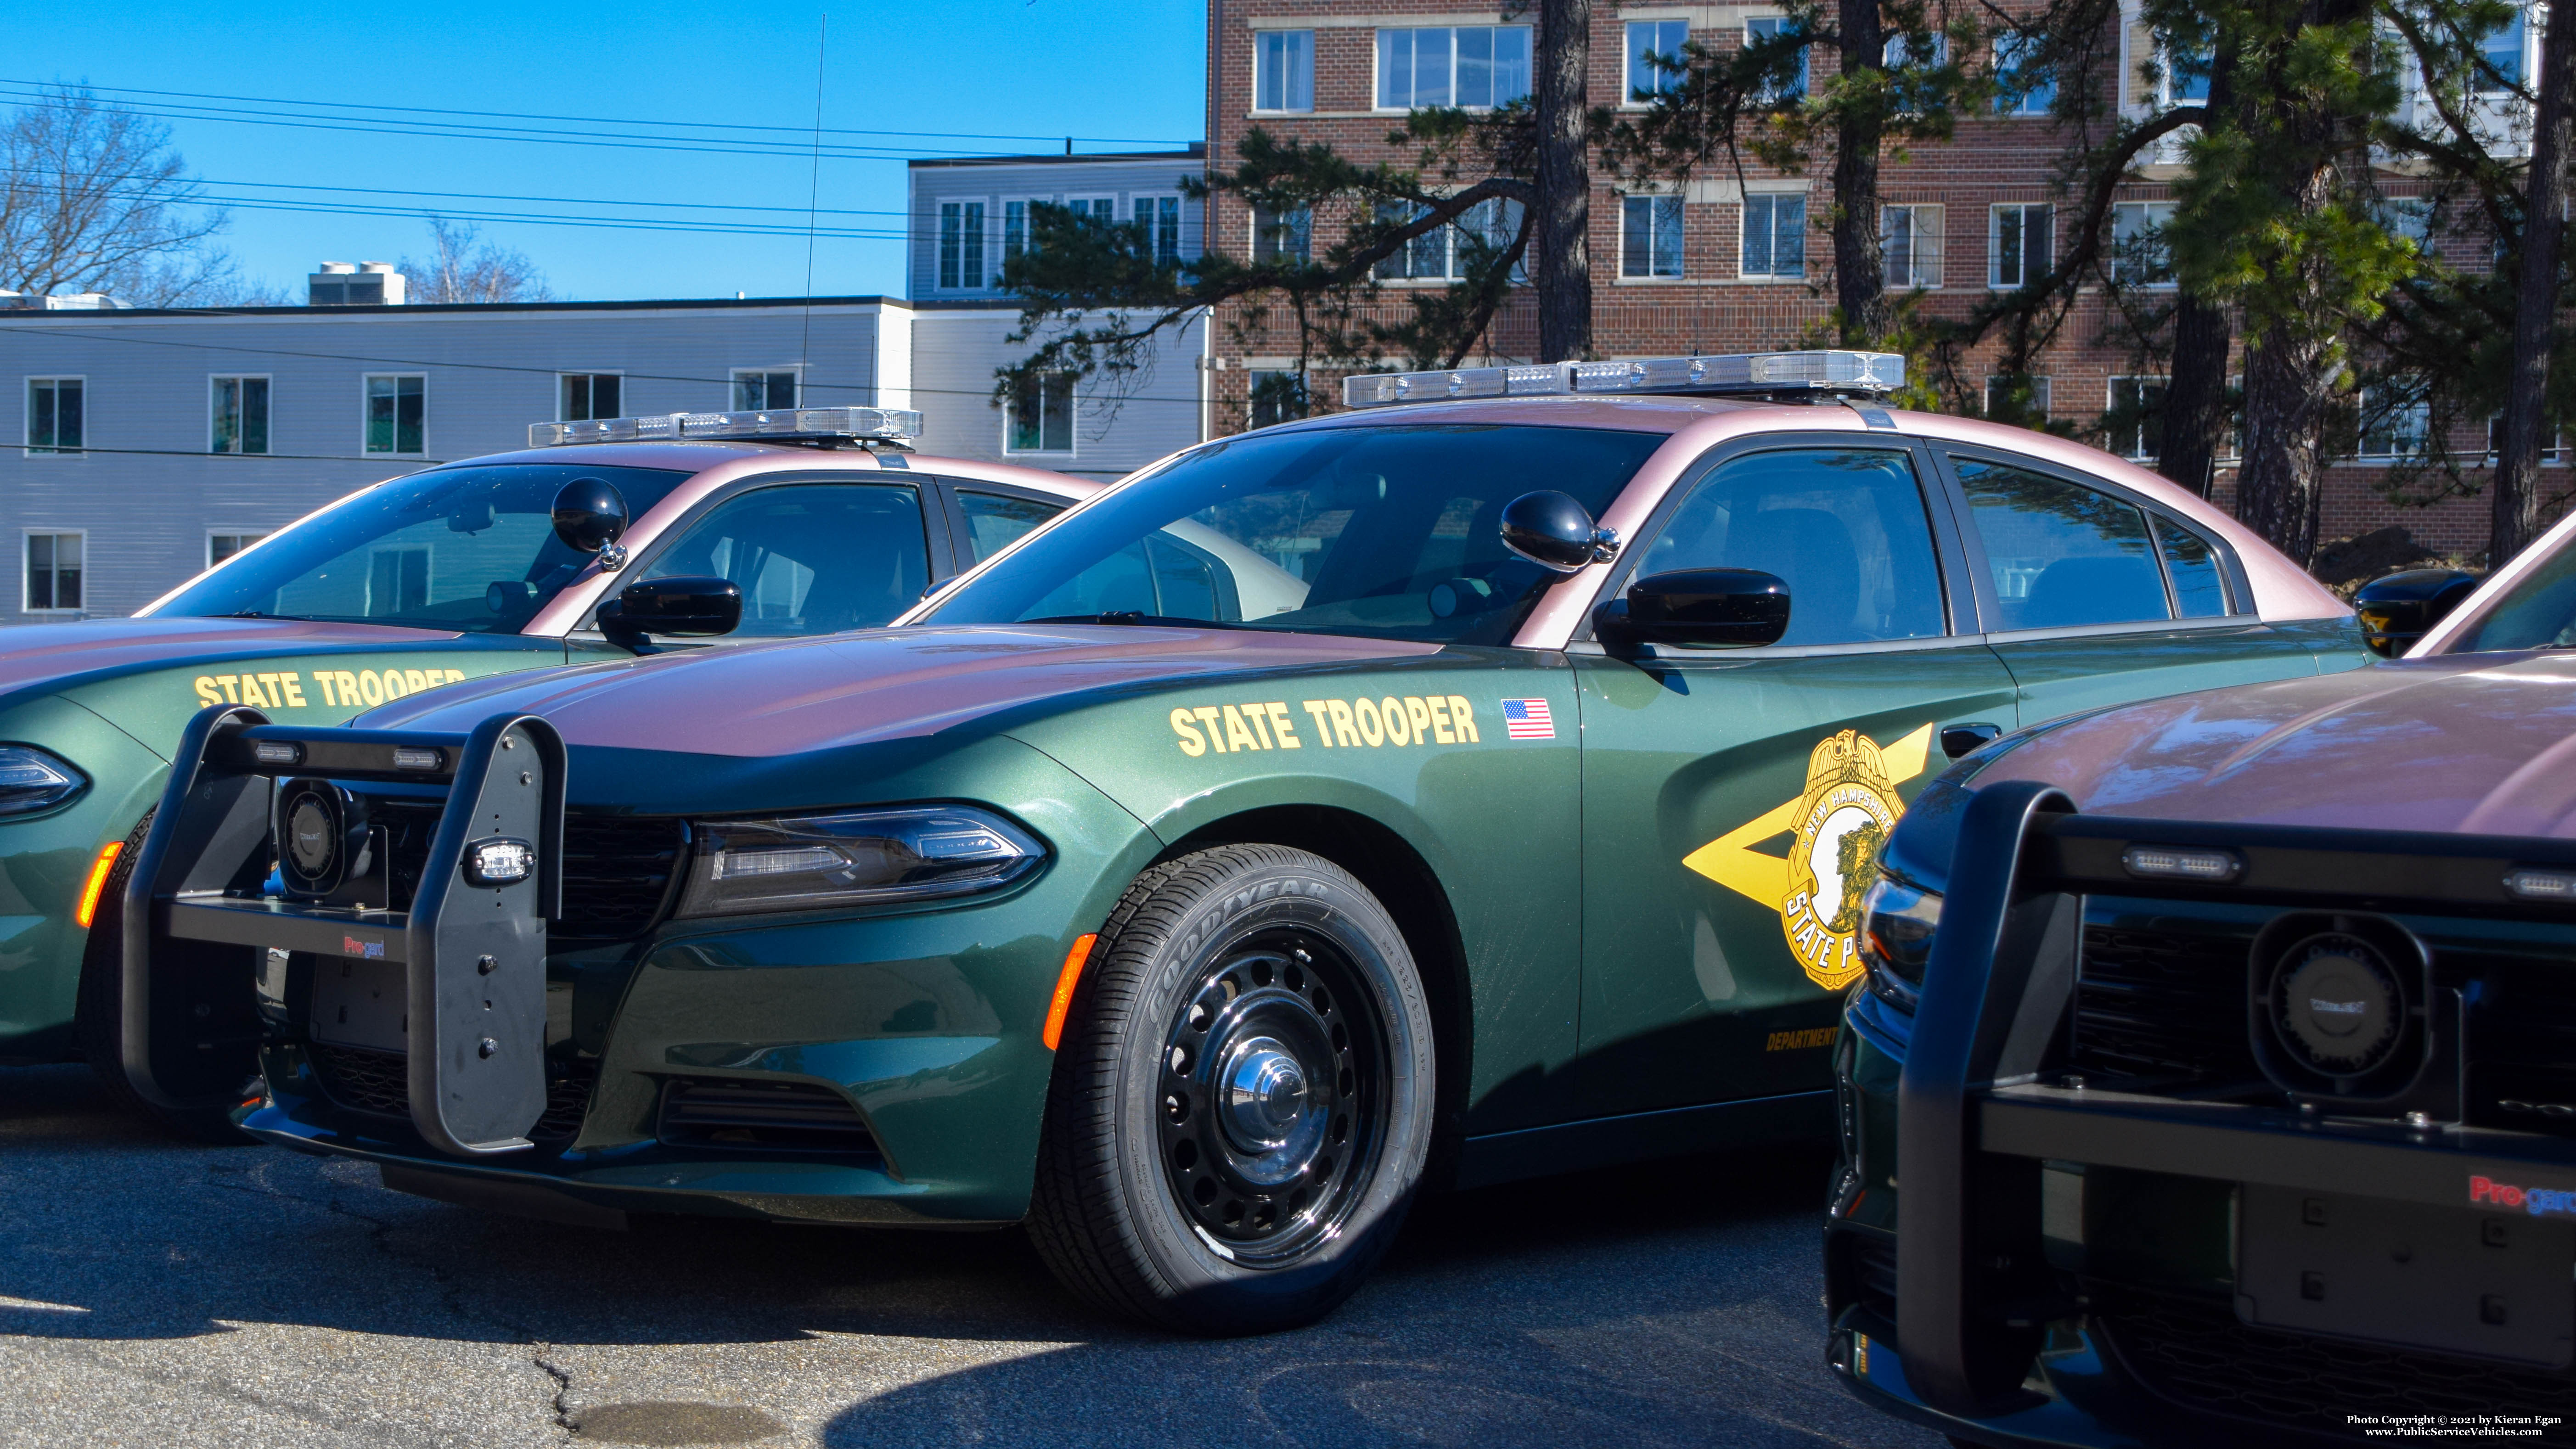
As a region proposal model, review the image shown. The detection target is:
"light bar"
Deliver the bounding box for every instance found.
[529,405,923,449]
[2121,844,2242,883]
[1341,350,1904,410]
[2504,867,2576,903]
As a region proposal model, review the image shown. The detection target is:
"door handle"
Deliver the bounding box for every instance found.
[1940,722,2003,759]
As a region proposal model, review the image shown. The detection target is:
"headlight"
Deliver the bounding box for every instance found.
[0,745,85,816]
[1857,871,1940,1011]
[677,805,1044,918]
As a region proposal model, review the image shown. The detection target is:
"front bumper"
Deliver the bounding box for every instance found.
[1826,783,2576,1446]
[135,704,1155,1226]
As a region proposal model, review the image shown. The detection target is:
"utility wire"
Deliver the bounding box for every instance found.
[799,14,830,381]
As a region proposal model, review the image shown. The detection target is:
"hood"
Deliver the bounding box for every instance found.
[358,625,1440,756]
[1973,652,2576,837]
[0,616,454,701]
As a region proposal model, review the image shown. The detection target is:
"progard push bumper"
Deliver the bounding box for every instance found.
[124,702,565,1156]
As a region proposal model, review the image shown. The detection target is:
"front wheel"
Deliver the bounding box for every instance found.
[73,812,254,1145]
[1028,844,1435,1335]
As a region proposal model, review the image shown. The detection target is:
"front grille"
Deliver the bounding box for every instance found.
[658,1078,880,1157]
[2099,1293,2576,1427]
[307,1042,598,1140]
[1842,1232,1898,1323]
[2071,924,2261,1085]
[557,813,686,941]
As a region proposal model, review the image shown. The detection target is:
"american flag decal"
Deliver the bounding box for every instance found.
[1500,698,1555,740]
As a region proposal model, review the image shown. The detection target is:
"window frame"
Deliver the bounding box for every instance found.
[937,199,989,290]
[1250,203,1314,263]
[1625,18,1692,104]
[360,372,426,457]
[1573,432,1985,649]
[1373,23,1535,111]
[556,371,624,423]
[2106,376,2170,462]
[23,529,86,614]
[2109,200,2178,287]
[1744,16,1811,101]
[1881,203,1945,289]
[1254,28,1317,113]
[1620,192,1686,279]
[1983,374,2053,421]
[730,367,802,412]
[1994,32,2055,114]
[208,373,271,456]
[1740,189,1807,280]
[1989,202,2054,290]
[1003,372,1078,456]
[1131,193,1184,265]
[206,529,270,571]
[1927,439,2255,638]
[2354,384,2433,461]
[25,376,84,459]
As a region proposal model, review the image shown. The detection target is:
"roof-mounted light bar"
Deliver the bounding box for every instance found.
[528,405,923,449]
[1340,350,1904,410]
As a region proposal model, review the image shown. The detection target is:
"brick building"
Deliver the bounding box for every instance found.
[1198,0,2550,557]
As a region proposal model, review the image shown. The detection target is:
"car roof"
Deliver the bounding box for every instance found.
[442,441,1097,501]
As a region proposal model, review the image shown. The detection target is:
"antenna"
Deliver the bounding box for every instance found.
[798,13,828,396]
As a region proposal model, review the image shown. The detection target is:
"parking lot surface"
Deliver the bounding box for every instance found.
[0,1064,1936,1448]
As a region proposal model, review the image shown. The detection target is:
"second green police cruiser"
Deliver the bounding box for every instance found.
[130,351,2366,1333]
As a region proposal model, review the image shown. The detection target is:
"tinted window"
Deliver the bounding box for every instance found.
[153,463,690,633]
[1958,458,2170,629]
[639,483,928,636]
[2458,546,2576,651]
[1638,448,1946,646]
[2155,515,2230,617]
[922,424,1663,645]
[957,490,1066,564]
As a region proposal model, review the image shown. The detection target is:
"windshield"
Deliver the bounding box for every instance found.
[918,424,1665,645]
[2456,545,2576,651]
[154,463,691,633]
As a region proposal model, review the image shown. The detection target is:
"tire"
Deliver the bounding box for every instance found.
[1029,843,1436,1336]
[73,811,254,1145]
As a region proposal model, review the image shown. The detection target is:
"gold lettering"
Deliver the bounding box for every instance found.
[1447,695,1479,742]
[193,676,221,707]
[1241,703,1273,750]
[1354,697,1386,747]
[1327,699,1360,747]
[236,674,269,709]
[403,668,429,694]
[1380,696,1412,746]
[357,671,385,707]
[336,671,361,705]
[314,673,338,707]
[1265,702,1301,748]
[1222,705,1263,753]
[1171,707,1208,757]
[445,669,467,685]
[1404,696,1432,742]
[1193,705,1226,752]
[1300,700,1336,745]
[280,674,308,708]
[214,674,240,703]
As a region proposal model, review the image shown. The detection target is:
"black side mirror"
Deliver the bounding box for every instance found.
[2354,567,2478,657]
[1500,490,1619,573]
[597,576,742,651]
[551,477,630,558]
[1596,568,1791,649]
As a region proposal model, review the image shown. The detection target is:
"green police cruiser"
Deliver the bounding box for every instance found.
[0,405,1089,1139]
[131,350,2365,1333]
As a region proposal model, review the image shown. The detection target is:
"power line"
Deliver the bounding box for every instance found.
[0,165,916,218]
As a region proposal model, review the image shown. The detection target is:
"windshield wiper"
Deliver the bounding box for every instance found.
[1025,612,1252,629]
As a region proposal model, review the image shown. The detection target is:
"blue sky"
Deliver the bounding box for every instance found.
[14,0,1206,302]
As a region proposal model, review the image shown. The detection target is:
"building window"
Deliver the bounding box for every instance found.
[211,376,269,455]
[1252,205,1312,262]
[559,373,621,421]
[1990,203,2053,289]
[2110,201,2177,286]
[939,200,986,289]
[1883,32,1946,65]
[25,533,82,612]
[208,531,268,568]
[27,378,81,455]
[1376,25,1533,109]
[2357,385,2430,460]
[1621,194,1684,278]
[2154,35,2214,107]
[2486,414,2569,463]
[2378,196,2435,253]
[1626,19,1689,101]
[1068,196,1117,223]
[1882,204,1944,287]
[1745,17,1810,101]
[1375,197,1526,281]
[1250,371,1310,429]
[2108,377,2168,461]
[1742,192,1805,279]
[1133,195,1182,264]
[732,370,798,410]
[363,375,424,456]
[1256,29,1316,112]
[1007,373,1075,454]
[2480,10,2526,93]
[1995,33,2054,113]
[1004,200,1031,261]
[1985,375,2053,421]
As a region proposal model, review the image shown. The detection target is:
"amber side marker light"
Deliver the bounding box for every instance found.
[74,841,123,928]
[1042,933,1100,1051]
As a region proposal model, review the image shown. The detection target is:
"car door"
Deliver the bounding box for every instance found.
[1569,436,2019,1121]
[604,477,936,645]
[1932,446,2322,728]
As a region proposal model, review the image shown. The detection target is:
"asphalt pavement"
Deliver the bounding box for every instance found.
[0,1062,1941,1449]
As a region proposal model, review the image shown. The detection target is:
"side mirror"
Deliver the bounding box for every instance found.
[1595,568,1791,650]
[2354,567,2478,657]
[596,576,742,651]
[1500,491,1619,573]
[551,477,630,558]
